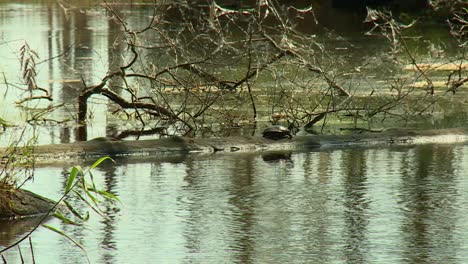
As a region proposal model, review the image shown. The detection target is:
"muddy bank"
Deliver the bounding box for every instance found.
[6,128,468,164]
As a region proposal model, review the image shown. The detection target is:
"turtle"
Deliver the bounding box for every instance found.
[262,125,292,140]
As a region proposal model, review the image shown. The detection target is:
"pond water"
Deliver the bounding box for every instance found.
[0,1,466,145]
[1,1,468,264]
[1,143,468,263]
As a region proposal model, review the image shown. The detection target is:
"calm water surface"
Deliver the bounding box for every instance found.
[1,1,464,145]
[1,2,468,264]
[0,144,467,263]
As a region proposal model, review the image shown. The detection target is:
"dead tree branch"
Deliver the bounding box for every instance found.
[263,34,351,97]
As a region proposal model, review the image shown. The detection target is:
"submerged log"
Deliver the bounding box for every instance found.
[0,127,467,218]
[1,128,466,164]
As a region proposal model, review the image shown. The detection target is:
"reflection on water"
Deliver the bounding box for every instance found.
[1,2,465,146]
[1,2,468,263]
[0,143,467,263]
[0,2,151,144]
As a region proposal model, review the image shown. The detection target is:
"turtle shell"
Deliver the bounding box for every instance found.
[262,125,292,140]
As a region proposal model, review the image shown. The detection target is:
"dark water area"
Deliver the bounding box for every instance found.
[0,143,467,263]
[1,1,468,263]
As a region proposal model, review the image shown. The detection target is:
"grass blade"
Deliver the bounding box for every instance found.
[87,156,112,171]
[52,212,82,226]
[63,200,89,221]
[66,166,82,193]
[72,190,106,218]
[42,224,90,264]
[96,189,121,203]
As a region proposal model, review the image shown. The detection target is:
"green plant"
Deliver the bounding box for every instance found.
[0,157,119,264]
[0,129,36,188]
[42,156,119,262]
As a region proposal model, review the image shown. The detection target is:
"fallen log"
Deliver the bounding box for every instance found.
[2,128,466,164]
[0,127,467,219]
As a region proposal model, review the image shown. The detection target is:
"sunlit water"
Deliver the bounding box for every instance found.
[2,2,468,263]
[1,1,466,146]
[0,143,467,263]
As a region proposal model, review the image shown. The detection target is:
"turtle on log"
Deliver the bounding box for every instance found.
[262,125,292,140]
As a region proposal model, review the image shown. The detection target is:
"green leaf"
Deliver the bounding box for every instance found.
[42,224,90,264]
[87,156,113,172]
[52,212,82,226]
[97,190,121,203]
[66,166,82,193]
[73,190,106,218]
[63,200,89,221]
[80,178,100,207]
[88,171,98,196]
[85,188,100,206]
[85,185,121,203]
